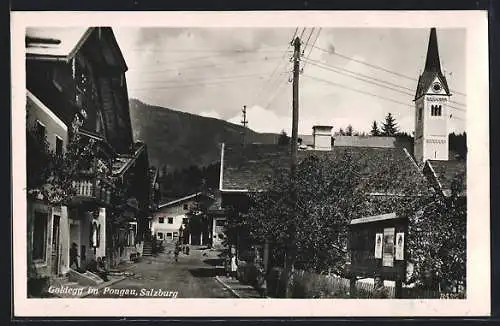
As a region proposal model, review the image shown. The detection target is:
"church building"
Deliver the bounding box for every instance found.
[414,28,466,199]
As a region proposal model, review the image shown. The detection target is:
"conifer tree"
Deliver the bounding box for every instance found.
[381,113,399,136]
[370,121,381,136]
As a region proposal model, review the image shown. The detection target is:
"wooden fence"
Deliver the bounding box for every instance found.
[263,268,460,299]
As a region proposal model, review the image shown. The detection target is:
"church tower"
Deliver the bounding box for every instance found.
[414,28,451,164]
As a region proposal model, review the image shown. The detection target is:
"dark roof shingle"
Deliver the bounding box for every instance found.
[427,160,466,196]
[221,143,430,195]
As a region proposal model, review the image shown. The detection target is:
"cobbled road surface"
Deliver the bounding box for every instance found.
[86,245,234,298]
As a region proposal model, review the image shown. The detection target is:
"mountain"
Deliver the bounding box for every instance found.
[128,98,280,171]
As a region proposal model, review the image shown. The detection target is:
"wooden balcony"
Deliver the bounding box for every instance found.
[68,176,114,208]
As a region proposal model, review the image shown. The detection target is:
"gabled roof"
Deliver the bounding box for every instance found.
[158,192,206,209]
[414,28,451,100]
[25,27,128,70]
[425,160,466,197]
[25,27,93,61]
[111,143,147,176]
[220,143,430,196]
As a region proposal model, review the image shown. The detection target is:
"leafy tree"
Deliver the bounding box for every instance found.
[381,113,399,136]
[407,175,466,294]
[26,112,114,205]
[370,121,381,136]
[237,152,368,297]
[278,129,290,146]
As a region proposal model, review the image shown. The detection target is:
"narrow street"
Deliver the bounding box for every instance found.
[86,245,235,298]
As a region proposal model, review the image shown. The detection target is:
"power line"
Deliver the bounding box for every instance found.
[299,28,306,40]
[128,55,284,75]
[302,74,465,120]
[130,70,282,86]
[249,29,296,105]
[302,58,466,112]
[127,49,289,71]
[262,77,289,109]
[311,44,467,97]
[129,74,268,91]
[303,28,315,54]
[124,46,284,53]
[301,28,322,72]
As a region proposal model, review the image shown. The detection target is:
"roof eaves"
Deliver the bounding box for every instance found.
[426,160,445,196]
[26,28,94,63]
[350,212,399,225]
[158,192,203,208]
[66,28,94,62]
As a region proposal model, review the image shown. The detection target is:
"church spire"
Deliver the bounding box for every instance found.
[414,28,450,100]
[424,27,442,73]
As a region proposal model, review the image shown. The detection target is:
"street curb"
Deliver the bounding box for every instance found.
[214,276,241,298]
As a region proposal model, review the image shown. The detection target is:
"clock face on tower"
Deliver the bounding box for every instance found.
[432,82,442,92]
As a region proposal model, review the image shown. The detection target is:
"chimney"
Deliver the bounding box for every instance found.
[312,125,333,151]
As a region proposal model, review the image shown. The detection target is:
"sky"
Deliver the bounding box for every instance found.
[113,27,466,135]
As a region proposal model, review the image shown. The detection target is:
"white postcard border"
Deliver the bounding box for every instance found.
[11,10,490,317]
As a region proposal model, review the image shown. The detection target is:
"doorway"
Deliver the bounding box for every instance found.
[69,221,80,269]
[51,215,60,275]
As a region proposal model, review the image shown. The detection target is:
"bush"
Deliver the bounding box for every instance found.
[266,267,288,298]
[237,260,265,289]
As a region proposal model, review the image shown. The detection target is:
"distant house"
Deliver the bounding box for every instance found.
[206,192,227,249]
[151,192,215,245]
[26,27,151,288]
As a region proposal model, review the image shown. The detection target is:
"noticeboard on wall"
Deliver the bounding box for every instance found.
[347,213,407,281]
[395,232,405,261]
[382,227,395,267]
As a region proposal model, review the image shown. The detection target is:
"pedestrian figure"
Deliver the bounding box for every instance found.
[174,243,180,262]
[69,242,79,270]
[373,274,388,298]
[230,254,238,279]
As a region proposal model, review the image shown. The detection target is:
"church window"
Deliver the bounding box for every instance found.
[418,107,423,121]
[431,105,442,116]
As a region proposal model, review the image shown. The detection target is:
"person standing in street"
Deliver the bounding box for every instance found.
[174,243,180,262]
[70,242,79,270]
[230,254,238,279]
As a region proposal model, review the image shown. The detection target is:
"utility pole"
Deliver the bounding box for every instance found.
[241,105,248,147]
[284,36,301,299]
[291,37,300,177]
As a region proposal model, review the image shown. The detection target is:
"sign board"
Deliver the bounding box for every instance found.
[382,227,395,267]
[395,232,404,261]
[374,233,383,258]
[348,212,407,282]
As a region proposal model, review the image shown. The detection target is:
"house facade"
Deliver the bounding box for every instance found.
[151,193,215,246]
[26,27,150,290]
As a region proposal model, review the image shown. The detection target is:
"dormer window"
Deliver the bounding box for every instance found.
[431,105,442,116]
